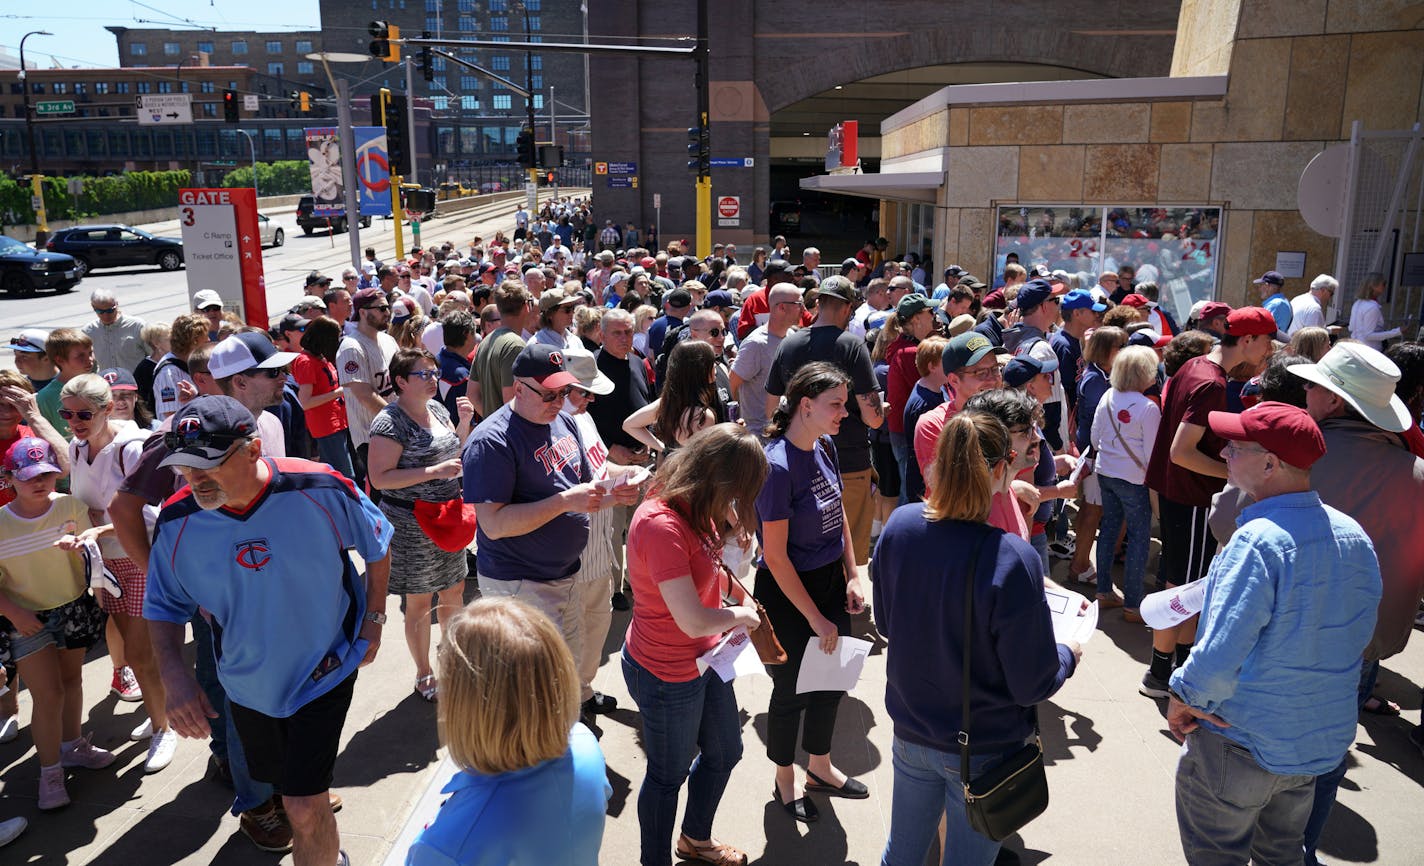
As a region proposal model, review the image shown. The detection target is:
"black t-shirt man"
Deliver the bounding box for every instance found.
[765,324,879,472]
[589,348,653,452]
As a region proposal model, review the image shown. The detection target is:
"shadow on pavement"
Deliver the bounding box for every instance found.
[334,693,440,788]
[86,778,226,866]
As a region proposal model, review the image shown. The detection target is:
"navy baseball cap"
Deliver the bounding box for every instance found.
[1061,288,1107,313]
[703,290,736,309]
[1253,270,1285,287]
[99,367,139,391]
[159,396,259,470]
[4,437,62,481]
[1002,354,1059,388]
[1015,278,1056,311]
[942,331,1007,374]
[666,288,694,309]
[512,343,578,391]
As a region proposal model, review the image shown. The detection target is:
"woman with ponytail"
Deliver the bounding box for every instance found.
[755,362,868,824]
[872,410,1082,866]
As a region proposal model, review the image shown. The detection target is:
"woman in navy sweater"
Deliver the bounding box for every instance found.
[873,410,1081,866]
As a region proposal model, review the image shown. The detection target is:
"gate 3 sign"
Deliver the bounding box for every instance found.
[177,188,267,326]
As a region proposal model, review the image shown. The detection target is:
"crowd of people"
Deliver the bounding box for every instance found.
[1,203,1423,866]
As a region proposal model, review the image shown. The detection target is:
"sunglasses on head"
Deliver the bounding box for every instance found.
[58,409,97,421]
[162,430,245,451]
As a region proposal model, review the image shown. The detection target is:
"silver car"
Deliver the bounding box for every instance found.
[257,213,286,248]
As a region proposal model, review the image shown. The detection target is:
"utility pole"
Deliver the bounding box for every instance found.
[404,56,419,187]
[19,30,53,248]
[515,0,539,212]
[550,84,558,200]
[694,0,711,259]
[334,78,363,269]
[379,87,406,261]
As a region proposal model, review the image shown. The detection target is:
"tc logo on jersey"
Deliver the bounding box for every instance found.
[235,538,272,571]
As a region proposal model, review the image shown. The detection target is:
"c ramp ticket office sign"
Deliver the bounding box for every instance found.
[178,188,268,326]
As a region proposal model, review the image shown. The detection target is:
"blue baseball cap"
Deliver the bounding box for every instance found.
[3,437,62,481]
[160,396,259,470]
[1002,354,1059,388]
[1061,288,1107,313]
[1014,278,1056,311]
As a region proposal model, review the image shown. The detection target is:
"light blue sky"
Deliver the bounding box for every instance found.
[3,1,321,69]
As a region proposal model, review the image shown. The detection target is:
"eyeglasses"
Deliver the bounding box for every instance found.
[404,369,439,380]
[58,409,98,421]
[1223,441,1269,458]
[343,275,359,281]
[93,306,118,315]
[163,430,245,451]
[520,379,573,403]
[961,365,1002,381]
[699,327,725,338]
[240,367,287,379]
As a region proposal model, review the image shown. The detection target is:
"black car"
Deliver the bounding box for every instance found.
[296,196,372,236]
[46,224,184,276]
[0,235,81,295]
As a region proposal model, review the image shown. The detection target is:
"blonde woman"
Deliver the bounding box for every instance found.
[406,598,610,865]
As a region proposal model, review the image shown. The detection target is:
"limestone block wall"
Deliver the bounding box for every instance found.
[880,0,1424,306]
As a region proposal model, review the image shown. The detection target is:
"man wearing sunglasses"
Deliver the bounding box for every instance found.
[337,289,400,498]
[685,308,734,408]
[146,396,391,866]
[82,288,148,375]
[463,343,640,663]
[209,332,300,459]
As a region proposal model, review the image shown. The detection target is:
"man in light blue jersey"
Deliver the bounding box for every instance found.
[146,396,392,866]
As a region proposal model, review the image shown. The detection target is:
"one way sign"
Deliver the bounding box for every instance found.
[137,93,193,126]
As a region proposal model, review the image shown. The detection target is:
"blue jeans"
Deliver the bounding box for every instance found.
[1096,474,1152,609]
[890,434,911,507]
[191,614,275,815]
[622,652,742,866]
[1302,657,1377,864]
[880,736,1015,866]
[1176,728,1315,866]
[314,430,355,481]
[1029,532,1050,579]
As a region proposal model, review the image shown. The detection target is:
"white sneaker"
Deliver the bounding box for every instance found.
[60,734,116,770]
[0,715,18,744]
[0,815,26,847]
[144,728,178,774]
[130,717,153,741]
[1073,565,1097,585]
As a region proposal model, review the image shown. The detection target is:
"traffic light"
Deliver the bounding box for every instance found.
[299,92,311,113]
[288,90,300,111]
[419,31,434,83]
[516,128,536,169]
[687,125,710,174]
[223,89,239,123]
[384,93,409,176]
[368,21,400,62]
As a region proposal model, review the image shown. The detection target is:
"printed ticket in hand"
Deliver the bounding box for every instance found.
[1044,588,1098,645]
[599,466,651,492]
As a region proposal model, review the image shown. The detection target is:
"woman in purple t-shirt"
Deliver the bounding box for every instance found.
[754,362,868,824]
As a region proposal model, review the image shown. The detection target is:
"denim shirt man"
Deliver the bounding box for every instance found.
[1171,490,1381,774]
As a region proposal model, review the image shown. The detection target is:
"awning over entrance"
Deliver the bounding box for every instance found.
[799,171,941,204]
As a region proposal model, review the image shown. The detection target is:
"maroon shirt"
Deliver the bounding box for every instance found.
[1144,354,1229,506]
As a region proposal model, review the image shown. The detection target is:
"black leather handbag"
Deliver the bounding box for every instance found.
[959,534,1050,842]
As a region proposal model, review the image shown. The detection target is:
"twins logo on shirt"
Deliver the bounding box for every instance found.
[533,434,581,476]
[1118,409,1133,424]
[234,538,272,571]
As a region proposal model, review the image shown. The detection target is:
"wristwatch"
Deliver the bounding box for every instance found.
[364,611,388,625]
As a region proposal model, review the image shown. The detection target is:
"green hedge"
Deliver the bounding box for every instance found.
[0,170,193,225]
[221,160,313,196]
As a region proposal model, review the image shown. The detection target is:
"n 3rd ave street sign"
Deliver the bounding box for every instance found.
[35,100,75,116]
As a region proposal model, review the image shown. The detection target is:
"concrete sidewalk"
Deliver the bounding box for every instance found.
[2,561,1422,865]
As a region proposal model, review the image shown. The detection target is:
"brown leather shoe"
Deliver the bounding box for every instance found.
[675,834,748,865]
[1096,592,1124,609]
[240,799,293,853]
[1123,608,1144,624]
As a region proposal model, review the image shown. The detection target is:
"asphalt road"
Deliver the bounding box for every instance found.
[0,188,587,372]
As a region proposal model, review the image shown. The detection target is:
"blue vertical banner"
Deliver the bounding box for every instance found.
[354,126,393,218]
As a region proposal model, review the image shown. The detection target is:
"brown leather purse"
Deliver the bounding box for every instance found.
[720,564,787,665]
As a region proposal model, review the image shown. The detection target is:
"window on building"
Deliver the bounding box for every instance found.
[493,94,511,110]
[433,96,449,111]
[115,82,130,94]
[296,40,313,54]
[528,16,541,30]
[202,103,217,118]
[164,42,181,56]
[994,205,1223,324]
[489,0,507,9]
[491,35,510,42]
[525,0,540,9]
[95,82,109,94]
[531,74,542,89]
[137,81,152,94]
[533,94,543,109]
[298,61,314,75]
[427,0,441,11]
[432,75,447,91]
[200,80,215,93]
[198,40,214,54]
[158,81,172,93]
[461,95,478,111]
[458,0,476,10]
[232,40,248,55]
[31,82,43,94]
[458,16,475,31]
[491,56,510,71]
[131,43,147,56]
[426,15,441,31]
[8,83,19,95]
[52,82,67,94]
[460,76,480,91]
[266,41,282,54]
[490,16,509,31]
[433,56,446,71]
[268,62,284,76]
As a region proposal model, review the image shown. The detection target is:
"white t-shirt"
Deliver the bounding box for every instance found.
[1287,293,1325,335]
[336,329,399,447]
[1090,389,1161,486]
[69,422,152,559]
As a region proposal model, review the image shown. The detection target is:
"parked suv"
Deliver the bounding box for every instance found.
[46,224,183,276]
[0,235,81,295]
[296,196,372,235]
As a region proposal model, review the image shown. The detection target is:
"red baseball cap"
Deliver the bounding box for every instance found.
[1120,293,1149,308]
[1208,401,1326,469]
[1226,307,1277,337]
[639,256,657,269]
[1199,301,1232,321]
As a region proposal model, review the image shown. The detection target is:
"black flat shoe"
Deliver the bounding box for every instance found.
[772,786,819,823]
[582,691,618,716]
[805,770,869,799]
[611,591,631,611]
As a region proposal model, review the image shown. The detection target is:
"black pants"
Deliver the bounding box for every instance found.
[755,560,850,767]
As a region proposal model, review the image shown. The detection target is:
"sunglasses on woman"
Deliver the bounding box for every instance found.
[58,409,98,421]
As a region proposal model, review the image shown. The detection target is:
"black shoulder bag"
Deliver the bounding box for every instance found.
[960,531,1050,842]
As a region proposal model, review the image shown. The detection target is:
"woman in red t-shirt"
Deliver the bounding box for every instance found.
[291,316,354,479]
[622,423,767,866]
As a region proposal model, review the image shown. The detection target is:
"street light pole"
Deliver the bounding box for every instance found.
[19,30,53,248]
[234,129,259,198]
[514,0,538,211]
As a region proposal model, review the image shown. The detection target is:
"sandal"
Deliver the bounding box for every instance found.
[414,675,438,703]
[1362,695,1400,716]
[805,769,869,799]
[675,834,747,865]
